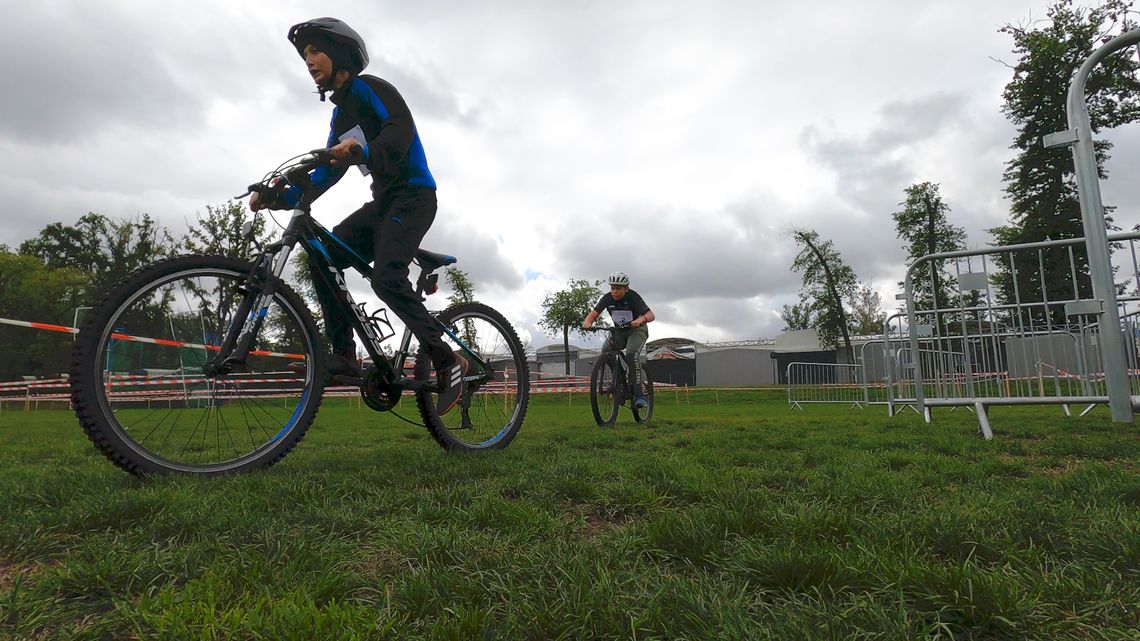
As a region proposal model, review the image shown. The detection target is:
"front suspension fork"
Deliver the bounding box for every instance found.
[207,245,294,375]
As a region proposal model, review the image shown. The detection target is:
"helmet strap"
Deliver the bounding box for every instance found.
[315,69,353,101]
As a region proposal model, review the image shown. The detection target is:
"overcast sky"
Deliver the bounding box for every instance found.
[2,0,1139,350]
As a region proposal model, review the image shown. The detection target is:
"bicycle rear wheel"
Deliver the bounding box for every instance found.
[632,364,654,424]
[414,302,529,451]
[590,354,620,427]
[70,255,324,476]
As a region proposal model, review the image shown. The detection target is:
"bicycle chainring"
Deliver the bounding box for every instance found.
[360,365,401,412]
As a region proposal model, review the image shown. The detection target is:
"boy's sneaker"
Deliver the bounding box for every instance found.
[288,351,361,384]
[634,396,648,409]
[436,355,469,415]
[326,353,363,383]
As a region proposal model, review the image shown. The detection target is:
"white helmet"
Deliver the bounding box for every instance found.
[607,271,630,286]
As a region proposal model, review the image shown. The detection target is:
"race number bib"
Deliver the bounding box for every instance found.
[611,310,634,326]
[338,126,370,176]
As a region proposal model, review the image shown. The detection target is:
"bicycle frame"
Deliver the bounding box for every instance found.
[611,351,642,401]
[591,328,644,401]
[210,201,485,391]
[297,211,408,383]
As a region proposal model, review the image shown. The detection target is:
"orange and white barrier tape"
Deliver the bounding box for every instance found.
[0,317,78,335]
[0,316,303,359]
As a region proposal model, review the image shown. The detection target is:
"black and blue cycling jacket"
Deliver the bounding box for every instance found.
[286,74,436,206]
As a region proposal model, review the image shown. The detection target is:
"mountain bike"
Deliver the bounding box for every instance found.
[583,326,653,426]
[70,149,530,476]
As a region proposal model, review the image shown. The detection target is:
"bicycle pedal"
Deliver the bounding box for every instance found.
[330,374,363,387]
[396,377,434,392]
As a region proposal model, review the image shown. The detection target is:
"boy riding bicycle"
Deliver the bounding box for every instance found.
[582,272,655,408]
[250,17,466,413]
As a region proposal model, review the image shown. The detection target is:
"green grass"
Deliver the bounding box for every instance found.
[1,389,1138,640]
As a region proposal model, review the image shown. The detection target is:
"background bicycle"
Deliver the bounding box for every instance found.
[584,326,654,426]
[70,149,530,477]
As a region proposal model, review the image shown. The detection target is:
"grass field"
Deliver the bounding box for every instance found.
[1,389,1138,640]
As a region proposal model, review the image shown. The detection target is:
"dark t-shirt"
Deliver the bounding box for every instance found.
[593,289,651,327]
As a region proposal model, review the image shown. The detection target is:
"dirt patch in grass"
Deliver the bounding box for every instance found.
[355,547,412,577]
[0,560,17,592]
[581,509,634,538]
[999,453,1086,477]
[1038,457,1084,477]
[0,558,61,593]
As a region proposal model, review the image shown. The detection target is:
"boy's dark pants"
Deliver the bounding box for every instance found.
[308,186,453,368]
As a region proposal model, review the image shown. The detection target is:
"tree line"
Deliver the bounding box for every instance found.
[0,201,488,381]
[0,203,275,381]
[781,0,1140,361]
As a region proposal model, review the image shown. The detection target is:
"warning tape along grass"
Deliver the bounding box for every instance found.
[0,316,303,360]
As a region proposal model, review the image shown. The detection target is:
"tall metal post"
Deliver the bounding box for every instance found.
[1044,28,1140,422]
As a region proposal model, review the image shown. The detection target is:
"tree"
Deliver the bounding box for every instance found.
[0,252,89,380]
[790,228,858,362]
[102,214,173,292]
[992,0,1140,320]
[289,252,319,307]
[19,212,174,298]
[444,266,475,306]
[443,266,477,348]
[183,201,271,258]
[780,299,814,331]
[892,182,966,315]
[539,279,601,375]
[18,213,109,273]
[848,282,887,336]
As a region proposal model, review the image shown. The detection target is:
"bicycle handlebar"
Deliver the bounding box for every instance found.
[233,146,365,201]
[583,325,632,332]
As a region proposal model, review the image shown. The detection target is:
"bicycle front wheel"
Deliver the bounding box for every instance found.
[70,255,324,476]
[590,354,620,427]
[415,302,530,451]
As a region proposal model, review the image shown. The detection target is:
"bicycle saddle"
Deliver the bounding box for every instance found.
[414,249,457,272]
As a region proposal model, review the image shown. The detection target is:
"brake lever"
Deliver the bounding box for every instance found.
[234,183,260,200]
[235,148,343,203]
[308,149,334,164]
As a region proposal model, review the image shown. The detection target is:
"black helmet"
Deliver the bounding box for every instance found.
[287,17,369,72]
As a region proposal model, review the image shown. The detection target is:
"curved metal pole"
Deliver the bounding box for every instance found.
[1053,28,1140,422]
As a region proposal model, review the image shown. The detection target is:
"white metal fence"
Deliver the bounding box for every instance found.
[884,230,1140,438]
[789,29,1140,438]
[785,362,866,409]
[788,27,1140,436]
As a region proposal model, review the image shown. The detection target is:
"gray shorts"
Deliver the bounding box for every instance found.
[604,325,649,370]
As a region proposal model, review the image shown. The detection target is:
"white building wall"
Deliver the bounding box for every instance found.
[695,348,777,386]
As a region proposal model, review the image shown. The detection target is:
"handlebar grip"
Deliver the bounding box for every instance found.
[234,183,264,200]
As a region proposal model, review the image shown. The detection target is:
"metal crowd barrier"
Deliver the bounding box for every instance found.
[894,231,1140,437]
[882,27,1140,436]
[786,362,867,409]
